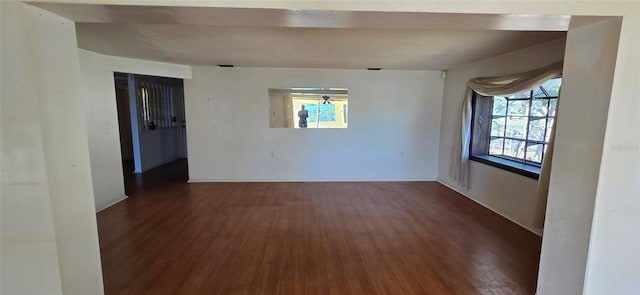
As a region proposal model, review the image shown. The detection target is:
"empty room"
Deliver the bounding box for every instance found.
[1,1,639,295]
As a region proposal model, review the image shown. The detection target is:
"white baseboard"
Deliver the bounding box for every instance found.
[436,179,542,237]
[96,195,128,212]
[188,178,437,183]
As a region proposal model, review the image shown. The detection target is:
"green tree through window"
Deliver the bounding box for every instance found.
[487,77,561,165]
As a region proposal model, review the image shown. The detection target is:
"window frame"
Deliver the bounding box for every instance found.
[134,75,183,133]
[469,78,560,179]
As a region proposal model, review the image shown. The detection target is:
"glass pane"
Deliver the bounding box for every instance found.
[532,86,546,98]
[526,143,544,163]
[507,100,529,116]
[304,104,318,123]
[492,97,507,116]
[269,88,348,129]
[505,90,531,99]
[505,116,528,139]
[528,118,546,141]
[546,118,555,142]
[541,78,562,97]
[489,138,504,156]
[503,139,525,159]
[530,99,548,117]
[549,99,558,117]
[491,117,506,136]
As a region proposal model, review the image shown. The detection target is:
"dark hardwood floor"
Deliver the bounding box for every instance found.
[99,160,541,294]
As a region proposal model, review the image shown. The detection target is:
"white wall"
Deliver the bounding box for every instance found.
[138,127,179,171]
[1,2,103,294]
[583,11,640,295]
[6,1,640,294]
[185,67,443,181]
[1,2,64,293]
[79,50,128,212]
[437,38,566,235]
[536,17,622,295]
[77,49,191,211]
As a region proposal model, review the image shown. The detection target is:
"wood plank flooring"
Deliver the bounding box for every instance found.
[98,160,541,294]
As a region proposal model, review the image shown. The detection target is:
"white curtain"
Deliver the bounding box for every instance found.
[452,61,564,223]
[467,62,564,97]
[452,88,473,187]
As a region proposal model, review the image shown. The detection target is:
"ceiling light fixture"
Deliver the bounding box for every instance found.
[367,68,382,71]
[218,64,234,68]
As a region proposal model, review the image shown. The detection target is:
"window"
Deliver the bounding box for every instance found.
[268,88,348,129]
[135,77,182,132]
[470,77,561,178]
[295,103,336,124]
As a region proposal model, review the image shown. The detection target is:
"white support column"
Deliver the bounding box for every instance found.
[1,2,104,294]
[537,17,623,295]
[583,12,640,295]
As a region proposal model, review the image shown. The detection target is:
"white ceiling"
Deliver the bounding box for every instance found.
[35,3,568,70]
[75,24,564,70]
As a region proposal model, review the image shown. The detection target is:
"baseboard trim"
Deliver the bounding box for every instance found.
[436,179,542,237]
[96,195,128,212]
[188,178,437,183]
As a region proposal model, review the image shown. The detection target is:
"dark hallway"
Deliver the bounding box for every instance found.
[122,159,189,197]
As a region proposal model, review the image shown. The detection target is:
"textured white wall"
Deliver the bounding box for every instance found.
[582,11,640,295]
[1,2,103,294]
[1,2,65,294]
[437,38,566,234]
[185,67,444,181]
[582,11,640,294]
[536,17,622,295]
[79,50,127,212]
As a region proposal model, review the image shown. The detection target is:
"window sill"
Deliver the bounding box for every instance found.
[470,155,540,180]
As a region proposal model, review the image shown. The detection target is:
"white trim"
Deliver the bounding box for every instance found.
[96,195,129,212]
[437,179,543,237]
[188,178,437,183]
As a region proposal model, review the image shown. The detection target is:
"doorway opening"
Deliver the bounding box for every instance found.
[113,73,188,196]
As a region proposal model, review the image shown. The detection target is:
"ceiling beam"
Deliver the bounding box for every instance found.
[30,3,572,31]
